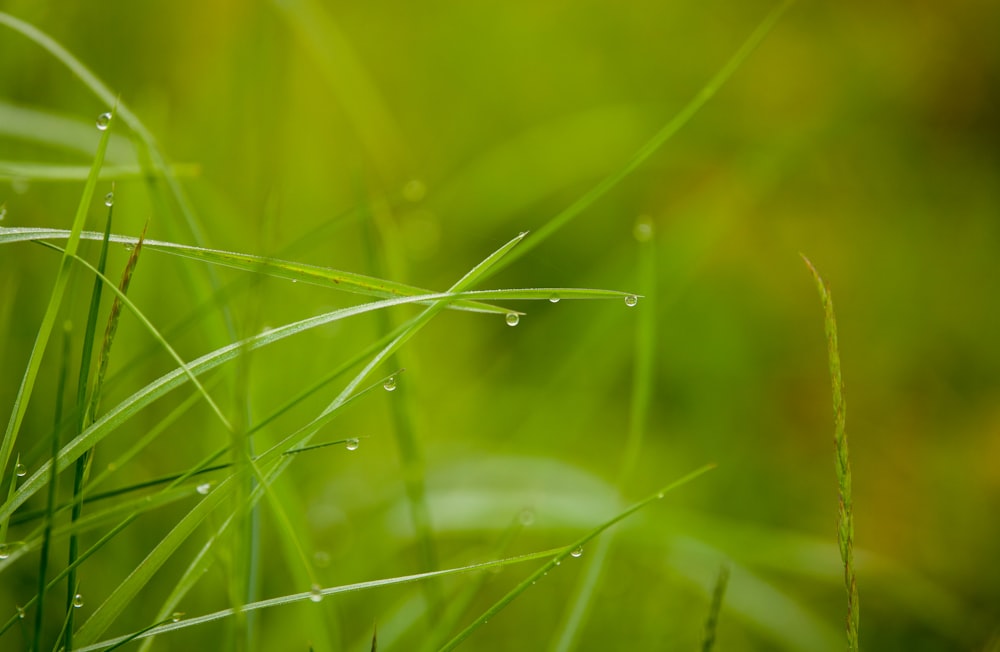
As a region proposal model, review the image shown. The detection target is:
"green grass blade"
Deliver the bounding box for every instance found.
[0,227,516,315]
[437,465,716,652]
[31,323,72,652]
[79,547,569,652]
[479,0,794,280]
[802,255,859,651]
[700,563,731,652]
[0,107,112,515]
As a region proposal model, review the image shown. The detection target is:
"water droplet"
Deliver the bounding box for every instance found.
[0,204,7,221]
[345,438,360,451]
[402,179,427,203]
[14,463,26,477]
[104,192,114,207]
[171,613,183,623]
[554,560,561,566]
[657,491,665,499]
[291,279,298,284]
[505,313,520,327]
[309,584,323,602]
[633,217,654,242]
[196,483,211,495]
[383,376,397,392]
[0,543,11,559]
[548,297,560,304]
[518,508,535,527]
[625,295,638,307]
[73,594,84,608]
[96,112,112,130]
[16,605,25,619]
[570,546,583,558]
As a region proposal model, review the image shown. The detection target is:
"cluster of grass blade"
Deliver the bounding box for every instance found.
[0,1,803,649]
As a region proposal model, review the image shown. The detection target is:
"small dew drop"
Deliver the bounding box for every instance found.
[657,491,665,499]
[104,192,114,207]
[73,594,84,608]
[570,546,583,558]
[0,543,11,560]
[383,376,397,392]
[345,438,360,451]
[196,483,211,495]
[291,279,298,284]
[171,613,183,623]
[14,463,27,477]
[518,508,536,527]
[554,560,561,566]
[0,203,7,221]
[96,112,112,131]
[309,584,323,603]
[548,296,560,304]
[625,294,639,307]
[16,605,25,619]
[505,313,520,327]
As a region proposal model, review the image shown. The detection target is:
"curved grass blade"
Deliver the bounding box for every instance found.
[77,548,566,652]
[480,0,795,280]
[0,108,112,514]
[437,464,716,652]
[801,255,859,651]
[0,227,514,316]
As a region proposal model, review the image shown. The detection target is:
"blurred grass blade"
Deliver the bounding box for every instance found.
[701,563,731,652]
[437,464,716,652]
[0,107,111,517]
[801,255,859,651]
[548,219,657,652]
[481,0,795,279]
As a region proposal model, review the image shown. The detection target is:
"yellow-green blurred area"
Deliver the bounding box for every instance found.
[1,0,998,649]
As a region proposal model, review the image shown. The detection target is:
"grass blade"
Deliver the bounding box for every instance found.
[437,464,716,652]
[701,563,731,652]
[801,254,859,651]
[0,107,112,520]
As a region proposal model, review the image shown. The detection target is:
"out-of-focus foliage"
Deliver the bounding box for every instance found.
[1,0,998,649]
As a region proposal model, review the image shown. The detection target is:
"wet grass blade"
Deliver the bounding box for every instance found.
[0,107,112,525]
[802,255,859,651]
[0,160,199,182]
[437,465,716,652]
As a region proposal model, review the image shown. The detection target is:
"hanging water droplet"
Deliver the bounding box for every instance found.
[383,376,397,392]
[171,613,183,623]
[104,192,114,207]
[625,294,638,307]
[505,313,520,327]
[0,203,7,222]
[345,438,360,451]
[14,463,26,477]
[309,584,323,602]
[518,508,535,527]
[548,296,560,303]
[554,559,561,566]
[0,543,11,559]
[96,112,112,130]
[291,279,298,284]
[196,483,211,495]
[570,546,583,558]
[73,594,84,608]
[16,605,25,619]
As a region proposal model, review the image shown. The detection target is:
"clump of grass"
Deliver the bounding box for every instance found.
[802,254,859,651]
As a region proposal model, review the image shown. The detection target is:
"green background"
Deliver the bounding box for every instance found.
[1,0,998,649]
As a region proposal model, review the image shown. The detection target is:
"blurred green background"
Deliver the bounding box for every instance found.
[1,0,998,649]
